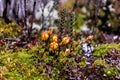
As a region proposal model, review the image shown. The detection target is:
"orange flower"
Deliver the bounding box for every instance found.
[47,29,53,35]
[87,35,94,40]
[61,36,70,45]
[52,35,58,42]
[50,42,58,50]
[41,32,49,40]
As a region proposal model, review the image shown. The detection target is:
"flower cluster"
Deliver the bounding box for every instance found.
[40,29,71,50]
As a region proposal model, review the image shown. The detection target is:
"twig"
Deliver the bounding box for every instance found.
[71,0,78,12]
[28,0,36,42]
[92,0,101,35]
[46,0,58,27]
[24,0,27,27]
[3,0,11,23]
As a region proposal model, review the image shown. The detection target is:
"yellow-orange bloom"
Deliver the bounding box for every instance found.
[61,37,70,45]
[87,35,94,40]
[41,32,49,40]
[50,42,58,50]
[52,35,58,42]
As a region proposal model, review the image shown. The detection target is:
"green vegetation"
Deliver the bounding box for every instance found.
[0,0,120,79]
[93,44,120,57]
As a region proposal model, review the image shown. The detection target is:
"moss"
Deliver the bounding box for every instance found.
[93,43,120,57]
[0,19,21,38]
[93,59,108,67]
[79,58,87,68]
[0,50,40,79]
[104,66,119,78]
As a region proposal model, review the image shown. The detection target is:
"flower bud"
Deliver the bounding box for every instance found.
[52,35,58,42]
[50,42,58,50]
[41,32,49,41]
[61,37,70,45]
[87,35,94,41]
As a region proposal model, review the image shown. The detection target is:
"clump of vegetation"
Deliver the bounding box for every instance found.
[0,0,120,79]
[104,66,119,79]
[93,43,120,57]
[0,19,21,38]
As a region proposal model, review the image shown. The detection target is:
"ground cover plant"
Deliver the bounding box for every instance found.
[0,0,120,80]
